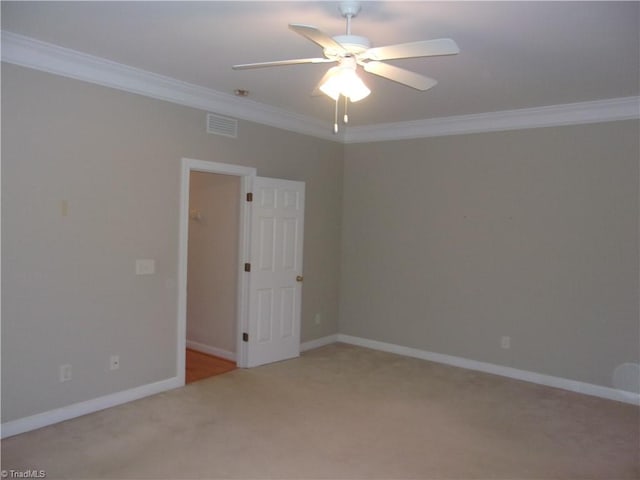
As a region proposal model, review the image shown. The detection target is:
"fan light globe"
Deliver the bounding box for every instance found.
[320,65,370,102]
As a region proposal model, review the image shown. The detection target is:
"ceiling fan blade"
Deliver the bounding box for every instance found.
[364,38,460,61]
[232,57,335,70]
[289,24,347,54]
[363,61,438,91]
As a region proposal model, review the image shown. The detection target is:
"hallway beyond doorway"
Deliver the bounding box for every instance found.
[185,349,236,383]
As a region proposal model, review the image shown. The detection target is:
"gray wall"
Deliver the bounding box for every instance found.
[340,122,639,390]
[187,172,239,356]
[1,64,343,422]
[3,61,638,425]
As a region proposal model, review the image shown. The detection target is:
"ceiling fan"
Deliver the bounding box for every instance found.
[232,1,460,133]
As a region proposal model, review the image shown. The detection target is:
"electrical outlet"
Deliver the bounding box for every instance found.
[59,364,72,382]
[314,313,322,325]
[135,259,155,275]
[109,355,120,371]
[501,336,511,349]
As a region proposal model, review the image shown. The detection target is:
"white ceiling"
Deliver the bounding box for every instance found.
[2,1,639,127]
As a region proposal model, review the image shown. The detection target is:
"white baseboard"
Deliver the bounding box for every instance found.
[1,376,182,439]
[300,334,339,352]
[186,340,236,362]
[5,334,635,439]
[337,334,640,406]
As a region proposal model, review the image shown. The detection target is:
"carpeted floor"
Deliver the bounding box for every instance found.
[1,343,638,479]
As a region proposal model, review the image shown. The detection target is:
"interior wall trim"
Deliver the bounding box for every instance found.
[300,334,339,352]
[2,332,636,438]
[342,96,640,144]
[186,340,236,362]
[3,31,639,144]
[0,377,182,439]
[336,334,640,406]
[0,31,337,143]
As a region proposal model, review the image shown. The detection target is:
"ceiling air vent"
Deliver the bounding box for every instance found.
[206,113,238,138]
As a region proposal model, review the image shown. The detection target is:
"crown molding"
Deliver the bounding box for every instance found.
[343,96,640,144]
[2,31,638,145]
[1,31,340,142]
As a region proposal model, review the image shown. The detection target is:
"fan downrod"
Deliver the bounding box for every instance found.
[332,2,369,55]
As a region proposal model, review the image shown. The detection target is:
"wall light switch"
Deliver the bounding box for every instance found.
[136,259,155,275]
[59,364,72,382]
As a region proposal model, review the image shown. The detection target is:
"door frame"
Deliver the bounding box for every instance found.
[177,158,256,384]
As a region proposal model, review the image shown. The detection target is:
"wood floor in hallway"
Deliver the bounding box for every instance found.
[185,348,236,384]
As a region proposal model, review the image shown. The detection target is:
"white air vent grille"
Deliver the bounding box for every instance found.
[207,113,238,138]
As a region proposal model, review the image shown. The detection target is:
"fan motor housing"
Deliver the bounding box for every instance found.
[332,34,370,55]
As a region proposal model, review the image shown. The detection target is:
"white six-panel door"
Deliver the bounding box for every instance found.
[246,177,305,367]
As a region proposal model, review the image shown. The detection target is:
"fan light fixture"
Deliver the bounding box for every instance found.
[319,61,370,102]
[232,1,460,135]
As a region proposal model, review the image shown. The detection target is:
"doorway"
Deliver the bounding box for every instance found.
[177,158,306,383]
[185,171,240,382]
[177,159,256,384]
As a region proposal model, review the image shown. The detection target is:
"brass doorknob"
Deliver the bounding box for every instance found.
[296,275,304,282]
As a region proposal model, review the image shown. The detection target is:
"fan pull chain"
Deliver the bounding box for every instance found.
[333,96,339,134]
[343,97,349,124]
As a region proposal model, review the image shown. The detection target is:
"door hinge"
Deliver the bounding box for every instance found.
[242,332,249,342]
[244,262,251,272]
[246,192,253,202]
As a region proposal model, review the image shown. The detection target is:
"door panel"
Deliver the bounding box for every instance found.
[246,177,305,367]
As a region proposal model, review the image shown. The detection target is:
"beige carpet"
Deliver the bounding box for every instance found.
[2,343,638,479]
